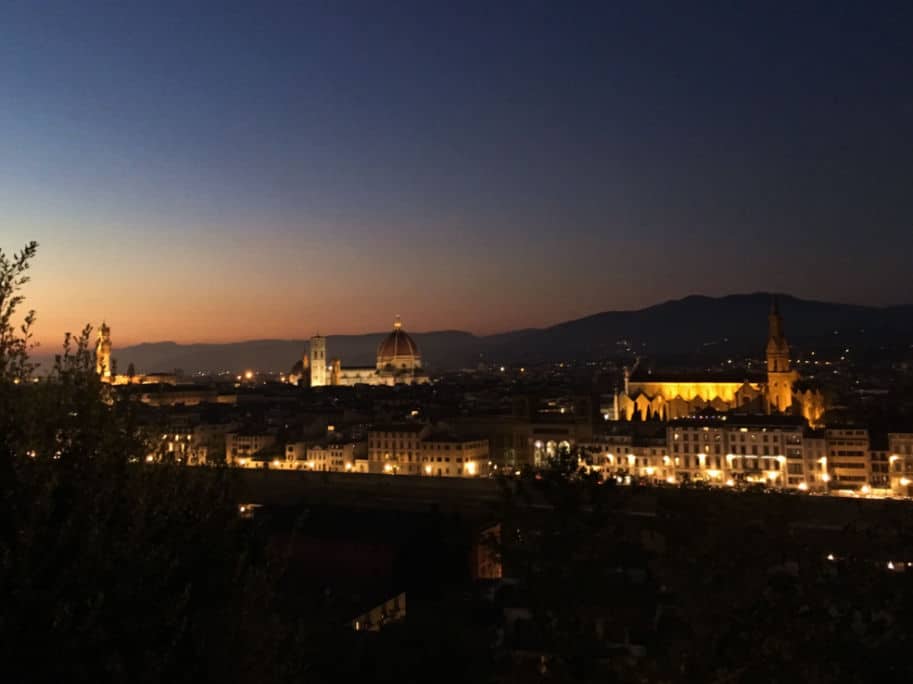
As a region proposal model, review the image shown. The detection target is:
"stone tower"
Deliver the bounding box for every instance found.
[96,322,112,378]
[765,297,795,413]
[309,335,327,387]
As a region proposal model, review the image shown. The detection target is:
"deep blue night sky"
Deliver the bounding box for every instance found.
[2,1,911,344]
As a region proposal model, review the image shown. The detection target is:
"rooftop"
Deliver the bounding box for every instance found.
[668,413,807,428]
[368,423,428,434]
[630,369,766,384]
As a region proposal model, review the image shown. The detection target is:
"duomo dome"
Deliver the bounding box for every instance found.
[376,316,422,372]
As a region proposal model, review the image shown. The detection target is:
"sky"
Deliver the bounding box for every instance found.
[2,1,912,347]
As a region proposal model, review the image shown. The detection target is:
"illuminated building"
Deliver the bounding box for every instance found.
[367,425,489,477]
[421,434,488,477]
[96,321,112,378]
[368,424,430,474]
[582,415,879,491]
[281,441,368,472]
[888,433,913,496]
[666,417,805,486]
[149,430,207,465]
[825,428,870,489]
[309,334,328,387]
[802,433,829,491]
[613,299,826,425]
[305,317,430,387]
[226,430,276,465]
[94,323,178,386]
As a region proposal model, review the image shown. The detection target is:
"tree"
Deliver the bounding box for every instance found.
[0,243,308,683]
[0,240,38,383]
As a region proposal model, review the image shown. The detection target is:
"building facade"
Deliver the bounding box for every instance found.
[577,416,888,493]
[226,430,276,465]
[304,317,430,388]
[300,441,368,472]
[888,433,913,496]
[309,335,328,387]
[824,428,870,489]
[614,300,826,425]
[367,425,489,477]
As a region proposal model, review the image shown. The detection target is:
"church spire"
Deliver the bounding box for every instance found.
[765,295,794,413]
[768,295,783,342]
[766,297,788,364]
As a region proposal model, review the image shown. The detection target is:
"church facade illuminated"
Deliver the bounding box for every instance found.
[614,300,826,426]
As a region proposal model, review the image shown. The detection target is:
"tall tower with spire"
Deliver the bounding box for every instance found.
[765,297,796,412]
[96,322,112,379]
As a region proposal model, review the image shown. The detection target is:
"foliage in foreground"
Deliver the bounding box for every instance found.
[0,243,304,682]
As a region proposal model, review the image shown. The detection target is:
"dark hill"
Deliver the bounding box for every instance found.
[93,293,913,373]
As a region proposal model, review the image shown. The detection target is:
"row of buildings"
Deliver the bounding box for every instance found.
[226,424,489,479]
[586,416,913,497]
[103,299,913,498]
[214,414,913,498]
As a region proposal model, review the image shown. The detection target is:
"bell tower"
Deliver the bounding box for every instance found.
[765,298,795,412]
[96,322,112,379]
[309,335,327,387]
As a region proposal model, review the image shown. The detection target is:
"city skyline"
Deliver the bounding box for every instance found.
[5,4,913,681]
[4,2,913,347]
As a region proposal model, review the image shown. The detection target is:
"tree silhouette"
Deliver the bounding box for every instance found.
[0,243,307,683]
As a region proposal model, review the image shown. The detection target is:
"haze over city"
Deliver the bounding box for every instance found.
[3,2,911,347]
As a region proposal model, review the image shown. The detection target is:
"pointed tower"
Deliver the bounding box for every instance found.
[96,322,112,379]
[765,297,796,412]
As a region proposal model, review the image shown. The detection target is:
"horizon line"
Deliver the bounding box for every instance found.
[27,290,913,353]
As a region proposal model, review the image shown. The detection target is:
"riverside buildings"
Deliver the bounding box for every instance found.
[96,300,913,495]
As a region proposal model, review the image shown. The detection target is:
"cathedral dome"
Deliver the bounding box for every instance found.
[377,317,421,372]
